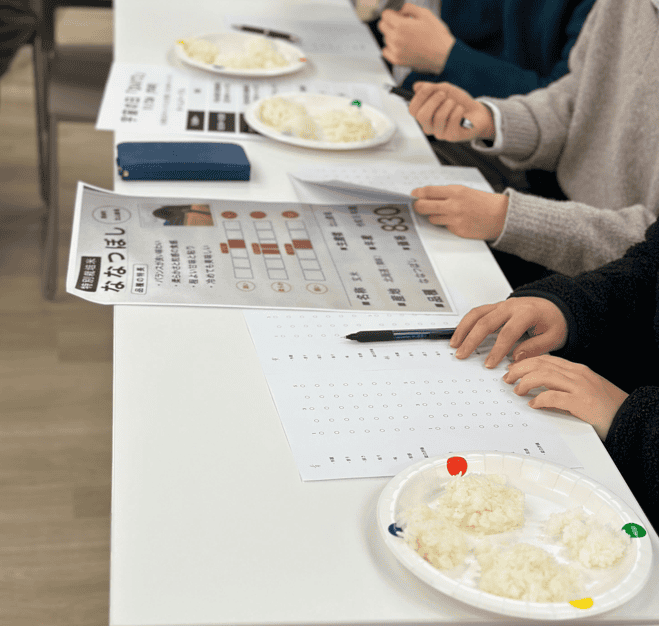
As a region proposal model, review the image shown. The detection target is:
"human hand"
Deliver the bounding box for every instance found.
[450,297,569,368]
[408,81,495,142]
[378,3,456,74]
[503,355,628,440]
[411,185,508,241]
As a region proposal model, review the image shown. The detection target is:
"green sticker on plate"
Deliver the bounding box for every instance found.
[622,522,646,538]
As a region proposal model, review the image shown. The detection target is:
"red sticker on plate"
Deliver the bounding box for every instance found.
[447,456,468,476]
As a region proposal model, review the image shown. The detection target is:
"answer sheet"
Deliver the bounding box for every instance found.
[243,309,587,481]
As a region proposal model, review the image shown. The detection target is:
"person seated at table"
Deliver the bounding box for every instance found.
[371,0,596,99]
[448,219,659,530]
[406,0,659,283]
[1,1,36,81]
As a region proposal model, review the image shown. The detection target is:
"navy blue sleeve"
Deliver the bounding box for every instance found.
[402,0,595,98]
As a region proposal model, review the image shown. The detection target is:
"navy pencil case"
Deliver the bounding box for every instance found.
[116,142,251,181]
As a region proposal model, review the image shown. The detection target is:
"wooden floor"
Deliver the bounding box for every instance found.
[0,9,114,626]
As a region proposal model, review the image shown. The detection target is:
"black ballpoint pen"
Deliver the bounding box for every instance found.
[345,328,456,342]
[389,86,474,129]
[231,24,300,43]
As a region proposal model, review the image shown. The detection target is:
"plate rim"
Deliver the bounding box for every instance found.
[377,451,653,620]
[175,31,307,77]
[244,91,396,151]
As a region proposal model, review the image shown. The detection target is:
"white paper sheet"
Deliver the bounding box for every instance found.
[243,309,588,480]
[96,62,386,139]
[224,15,381,57]
[292,164,493,199]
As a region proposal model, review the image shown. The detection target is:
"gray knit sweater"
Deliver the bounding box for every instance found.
[474,0,659,276]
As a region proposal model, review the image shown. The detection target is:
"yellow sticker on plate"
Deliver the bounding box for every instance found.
[569,598,594,609]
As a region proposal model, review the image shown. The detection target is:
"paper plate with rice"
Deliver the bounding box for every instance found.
[244,92,396,150]
[377,451,652,620]
[175,32,307,77]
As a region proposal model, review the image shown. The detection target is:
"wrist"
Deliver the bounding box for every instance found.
[479,104,496,141]
[433,34,456,74]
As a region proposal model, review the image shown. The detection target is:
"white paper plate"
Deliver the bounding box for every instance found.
[377,451,652,620]
[244,92,396,150]
[175,32,307,77]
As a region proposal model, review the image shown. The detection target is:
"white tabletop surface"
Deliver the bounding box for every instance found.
[109,1,658,625]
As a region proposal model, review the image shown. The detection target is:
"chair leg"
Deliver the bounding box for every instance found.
[41,117,58,300]
[32,35,51,204]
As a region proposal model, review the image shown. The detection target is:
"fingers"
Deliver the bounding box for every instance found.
[508,367,576,397]
[378,9,400,29]
[452,308,536,368]
[408,83,474,140]
[502,356,579,415]
[510,328,568,362]
[408,83,446,119]
[409,85,446,131]
[504,356,627,440]
[411,185,462,217]
[528,389,572,412]
[450,304,504,358]
[504,356,578,393]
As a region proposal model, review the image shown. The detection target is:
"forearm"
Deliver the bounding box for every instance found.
[492,190,658,275]
[424,39,564,99]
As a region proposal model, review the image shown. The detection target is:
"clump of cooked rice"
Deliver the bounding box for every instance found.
[436,473,525,534]
[476,542,583,602]
[545,507,630,568]
[181,37,288,69]
[401,505,468,570]
[259,98,376,143]
[259,97,319,139]
[215,37,288,69]
[316,108,376,142]
[180,38,220,65]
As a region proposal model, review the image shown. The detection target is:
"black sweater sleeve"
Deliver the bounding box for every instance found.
[509,221,659,390]
[604,388,659,532]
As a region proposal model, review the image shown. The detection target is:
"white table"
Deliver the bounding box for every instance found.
[109,1,658,624]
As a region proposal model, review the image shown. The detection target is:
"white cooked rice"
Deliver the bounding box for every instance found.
[401,505,468,570]
[476,542,583,602]
[258,98,376,143]
[215,37,289,69]
[316,108,376,142]
[181,37,289,69]
[545,507,630,568]
[435,473,525,534]
[258,97,319,139]
[180,38,220,65]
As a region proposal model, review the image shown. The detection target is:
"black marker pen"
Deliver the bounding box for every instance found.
[346,328,456,342]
